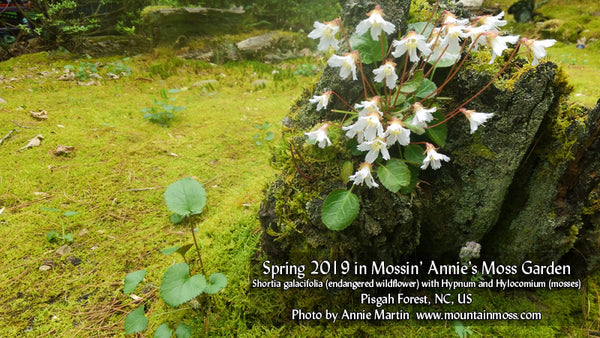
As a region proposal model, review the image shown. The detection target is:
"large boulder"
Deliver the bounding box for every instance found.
[142,6,244,44]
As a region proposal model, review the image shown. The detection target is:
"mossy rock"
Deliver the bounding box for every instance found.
[142,6,245,44]
[259,0,600,282]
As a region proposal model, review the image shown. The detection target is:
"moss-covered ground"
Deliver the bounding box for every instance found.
[1,8,600,335]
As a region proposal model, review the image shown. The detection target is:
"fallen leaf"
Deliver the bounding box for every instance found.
[53,145,75,156]
[0,97,6,104]
[57,70,74,81]
[20,134,44,150]
[30,110,48,120]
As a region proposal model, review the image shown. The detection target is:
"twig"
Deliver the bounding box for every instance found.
[123,187,160,192]
[11,120,37,129]
[0,129,16,145]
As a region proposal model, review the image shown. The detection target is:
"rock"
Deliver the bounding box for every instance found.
[142,6,244,44]
[56,245,71,256]
[508,0,535,23]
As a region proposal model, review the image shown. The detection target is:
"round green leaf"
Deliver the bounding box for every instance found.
[123,269,146,295]
[377,159,411,193]
[415,78,437,99]
[124,306,148,334]
[321,189,360,231]
[404,144,425,165]
[175,323,192,338]
[170,213,185,224]
[164,177,206,217]
[203,272,228,294]
[349,31,387,65]
[154,323,173,338]
[160,263,206,307]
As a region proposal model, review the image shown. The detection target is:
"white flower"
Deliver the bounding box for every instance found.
[420,143,450,170]
[384,118,411,146]
[485,32,519,63]
[412,102,436,128]
[475,11,507,31]
[349,162,378,188]
[439,23,468,55]
[355,97,382,117]
[308,20,340,51]
[392,31,431,63]
[521,38,556,66]
[357,137,390,163]
[355,5,395,41]
[305,124,332,148]
[309,91,332,111]
[327,51,358,80]
[342,112,384,143]
[441,11,469,26]
[461,108,494,134]
[372,60,398,89]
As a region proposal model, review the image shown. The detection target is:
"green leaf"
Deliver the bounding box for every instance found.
[400,71,424,94]
[63,211,79,217]
[123,269,146,294]
[407,22,434,37]
[160,246,179,255]
[429,56,458,68]
[164,177,207,218]
[124,306,148,334]
[175,323,192,338]
[41,207,61,212]
[160,89,168,100]
[349,31,387,64]
[321,189,360,231]
[399,164,420,195]
[154,323,173,338]
[404,144,425,165]
[175,244,194,260]
[170,213,185,224]
[62,232,74,243]
[167,88,181,94]
[415,78,437,99]
[404,116,426,135]
[160,263,206,307]
[426,110,448,147]
[340,161,354,184]
[264,131,274,141]
[203,272,227,294]
[376,159,411,193]
[46,229,59,242]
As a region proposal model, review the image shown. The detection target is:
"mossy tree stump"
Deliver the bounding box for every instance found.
[259,0,600,275]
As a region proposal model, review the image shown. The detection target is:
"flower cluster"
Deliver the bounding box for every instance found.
[459,241,482,264]
[305,5,556,191]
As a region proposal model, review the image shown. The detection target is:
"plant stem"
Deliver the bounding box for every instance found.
[190,223,206,276]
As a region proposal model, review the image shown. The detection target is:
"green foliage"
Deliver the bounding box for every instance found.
[204,272,228,294]
[42,207,78,244]
[164,177,207,218]
[453,321,474,338]
[120,176,226,336]
[294,64,319,77]
[160,263,207,307]
[141,89,186,125]
[350,31,388,65]
[321,189,360,231]
[153,323,173,338]
[124,306,148,334]
[253,122,275,145]
[376,159,411,193]
[426,110,448,147]
[123,270,146,294]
